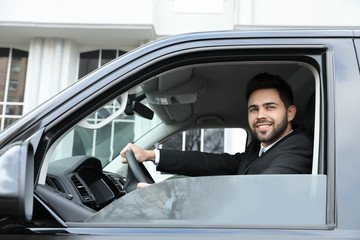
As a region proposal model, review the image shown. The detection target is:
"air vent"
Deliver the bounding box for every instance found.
[69,174,94,203]
[105,172,126,198]
[106,173,124,190]
[46,176,66,193]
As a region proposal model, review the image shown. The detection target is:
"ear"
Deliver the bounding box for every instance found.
[287,105,296,122]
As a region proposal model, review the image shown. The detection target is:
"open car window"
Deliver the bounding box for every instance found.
[39,57,324,229]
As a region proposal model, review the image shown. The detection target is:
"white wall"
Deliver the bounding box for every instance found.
[23,38,79,113]
[2,0,360,36]
[237,0,360,26]
[154,0,235,35]
[0,0,153,24]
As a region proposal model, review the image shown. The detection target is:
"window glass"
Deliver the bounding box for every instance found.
[50,92,162,167]
[88,175,327,226]
[78,49,127,79]
[5,105,23,116]
[101,50,117,66]
[78,50,99,79]
[4,118,18,129]
[118,50,126,57]
[161,132,183,151]
[185,129,201,151]
[161,128,245,154]
[0,48,27,130]
[71,115,136,164]
[0,48,10,101]
[7,49,27,103]
[203,128,224,153]
[9,79,18,91]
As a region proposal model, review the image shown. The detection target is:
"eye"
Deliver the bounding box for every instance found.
[249,108,258,113]
[267,105,276,110]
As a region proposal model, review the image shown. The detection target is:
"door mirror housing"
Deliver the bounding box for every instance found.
[0,141,34,221]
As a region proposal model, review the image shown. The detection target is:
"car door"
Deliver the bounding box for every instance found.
[1,30,358,239]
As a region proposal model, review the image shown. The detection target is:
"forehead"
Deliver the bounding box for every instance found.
[248,88,283,106]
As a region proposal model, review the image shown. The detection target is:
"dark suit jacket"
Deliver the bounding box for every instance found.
[156,127,313,176]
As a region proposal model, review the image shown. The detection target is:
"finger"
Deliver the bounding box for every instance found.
[137,182,151,189]
[120,143,132,158]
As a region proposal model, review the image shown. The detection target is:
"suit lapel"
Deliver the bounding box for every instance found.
[240,129,297,174]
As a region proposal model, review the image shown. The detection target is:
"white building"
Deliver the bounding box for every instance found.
[0,0,359,164]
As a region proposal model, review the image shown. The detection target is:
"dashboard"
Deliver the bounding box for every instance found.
[36,156,126,221]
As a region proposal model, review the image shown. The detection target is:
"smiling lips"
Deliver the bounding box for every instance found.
[255,121,273,131]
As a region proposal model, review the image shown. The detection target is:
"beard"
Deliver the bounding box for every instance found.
[251,114,289,145]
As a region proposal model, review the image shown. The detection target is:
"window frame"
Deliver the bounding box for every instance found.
[38,42,331,230]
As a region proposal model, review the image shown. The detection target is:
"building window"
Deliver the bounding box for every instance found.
[78,49,126,79]
[0,48,28,130]
[10,62,20,72]
[9,79,18,91]
[161,128,245,154]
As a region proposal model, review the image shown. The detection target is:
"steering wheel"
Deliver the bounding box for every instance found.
[125,150,152,184]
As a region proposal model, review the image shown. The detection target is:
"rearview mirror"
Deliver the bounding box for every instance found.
[77,93,128,130]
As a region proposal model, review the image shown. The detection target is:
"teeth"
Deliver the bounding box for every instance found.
[258,125,269,129]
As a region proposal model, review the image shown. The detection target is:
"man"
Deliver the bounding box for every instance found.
[121,72,313,180]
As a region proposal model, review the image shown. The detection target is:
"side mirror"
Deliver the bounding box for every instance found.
[0,140,34,221]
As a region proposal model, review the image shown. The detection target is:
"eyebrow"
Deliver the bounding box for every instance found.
[248,102,279,110]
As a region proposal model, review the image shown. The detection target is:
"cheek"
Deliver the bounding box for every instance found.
[276,111,288,122]
[248,115,256,126]
[267,111,283,123]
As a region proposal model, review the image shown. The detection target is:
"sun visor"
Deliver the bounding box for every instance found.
[142,68,208,122]
[145,76,207,105]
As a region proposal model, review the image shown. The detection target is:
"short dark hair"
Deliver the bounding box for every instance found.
[245,72,294,108]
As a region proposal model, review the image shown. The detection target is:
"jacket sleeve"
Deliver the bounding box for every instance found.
[156,149,242,176]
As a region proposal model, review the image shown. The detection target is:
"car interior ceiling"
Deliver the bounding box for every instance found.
[143,61,316,136]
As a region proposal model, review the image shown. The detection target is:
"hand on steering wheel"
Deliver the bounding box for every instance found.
[125,150,153,184]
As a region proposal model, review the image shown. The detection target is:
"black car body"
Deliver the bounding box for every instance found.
[0,29,360,239]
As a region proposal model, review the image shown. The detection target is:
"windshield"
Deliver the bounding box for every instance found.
[49,91,162,167]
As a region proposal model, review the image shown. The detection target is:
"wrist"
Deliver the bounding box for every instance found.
[147,150,156,162]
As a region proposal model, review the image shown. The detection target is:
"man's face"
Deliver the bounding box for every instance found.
[248,88,296,147]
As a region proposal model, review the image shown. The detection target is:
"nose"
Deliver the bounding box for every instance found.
[256,107,266,119]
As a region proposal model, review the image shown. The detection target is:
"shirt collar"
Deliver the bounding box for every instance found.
[258,129,293,157]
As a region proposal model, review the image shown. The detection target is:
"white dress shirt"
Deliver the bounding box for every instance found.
[258,129,293,157]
